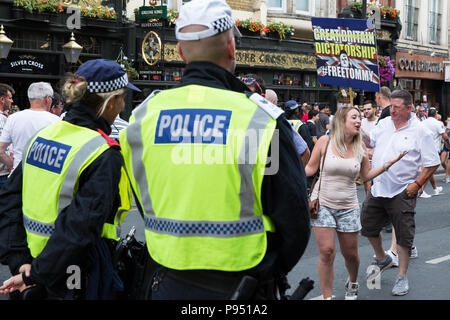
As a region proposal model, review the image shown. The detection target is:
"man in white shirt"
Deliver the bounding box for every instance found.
[361,100,379,194]
[361,90,440,296]
[361,100,378,135]
[0,82,60,172]
[419,108,449,196]
[0,84,14,186]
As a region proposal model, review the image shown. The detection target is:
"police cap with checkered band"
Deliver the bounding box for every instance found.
[175,0,242,41]
[76,59,141,93]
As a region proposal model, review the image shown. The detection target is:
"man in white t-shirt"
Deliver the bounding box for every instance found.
[419,108,450,196]
[0,82,60,172]
[360,100,379,194]
[361,100,379,135]
[361,90,440,296]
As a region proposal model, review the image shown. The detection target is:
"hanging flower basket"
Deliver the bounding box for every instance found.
[378,55,395,84]
[235,19,264,36]
[266,22,294,40]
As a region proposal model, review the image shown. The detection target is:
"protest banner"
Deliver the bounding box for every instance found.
[311,17,380,93]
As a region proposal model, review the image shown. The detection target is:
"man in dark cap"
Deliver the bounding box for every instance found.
[120,0,310,300]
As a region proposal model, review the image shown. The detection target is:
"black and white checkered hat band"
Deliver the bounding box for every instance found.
[86,73,128,93]
[176,15,237,40]
[211,16,234,34]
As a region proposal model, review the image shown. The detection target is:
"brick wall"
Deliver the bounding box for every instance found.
[227,0,255,11]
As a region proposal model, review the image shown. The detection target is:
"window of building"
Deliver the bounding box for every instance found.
[268,0,286,12]
[429,0,441,44]
[404,0,418,41]
[295,0,314,15]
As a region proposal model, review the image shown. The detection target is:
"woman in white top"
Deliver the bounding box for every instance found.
[305,106,406,300]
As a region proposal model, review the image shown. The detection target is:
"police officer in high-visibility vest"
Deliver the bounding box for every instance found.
[120,0,310,300]
[0,59,139,299]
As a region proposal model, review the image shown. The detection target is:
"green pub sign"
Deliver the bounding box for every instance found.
[138,6,168,19]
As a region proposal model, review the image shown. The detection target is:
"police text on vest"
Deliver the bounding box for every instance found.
[155,108,232,144]
[26,137,72,174]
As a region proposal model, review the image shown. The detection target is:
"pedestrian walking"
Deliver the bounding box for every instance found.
[0,59,138,299]
[316,105,330,138]
[361,89,440,296]
[306,109,319,146]
[0,84,14,187]
[419,108,449,197]
[285,100,314,153]
[304,105,405,300]
[361,100,378,195]
[375,86,391,124]
[265,89,278,105]
[49,92,64,117]
[119,0,310,300]
[0,82,59,172]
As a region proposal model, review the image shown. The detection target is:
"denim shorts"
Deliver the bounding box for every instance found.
[311,205,361,233]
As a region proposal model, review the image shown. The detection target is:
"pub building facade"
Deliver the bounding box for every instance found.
[395,50,449,118]
[0,0,402,118]
[131,5,402,114]
[0,0,135,113]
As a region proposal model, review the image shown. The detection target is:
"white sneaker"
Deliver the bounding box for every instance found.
[410,246,418,259]
[344,279,359,300]
[420,191,432,198]
[420,191,431,199]
[373,250,398,268]
[434,186,443,195]
[446,178,450,184]
[386,250,399,267]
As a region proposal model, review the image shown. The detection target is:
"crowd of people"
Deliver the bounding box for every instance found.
[0,0,448,301]
[260,84,447,299]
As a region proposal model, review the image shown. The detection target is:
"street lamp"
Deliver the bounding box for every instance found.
[62,32,83,64]
[0,25,13,60]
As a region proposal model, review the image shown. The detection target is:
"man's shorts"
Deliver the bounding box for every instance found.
[360,189,416,248]
[311,205,361,233]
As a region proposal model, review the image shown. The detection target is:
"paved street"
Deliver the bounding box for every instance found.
[1,170,449,300]
[287,170,450,300]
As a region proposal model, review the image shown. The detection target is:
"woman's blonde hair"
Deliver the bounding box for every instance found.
[331,106,365,162]
[62,73,125,117]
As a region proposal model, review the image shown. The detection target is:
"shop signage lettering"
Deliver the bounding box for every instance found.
[141,21,163,28]
[398,58,444,73]
[163,43,316,70]
[0,53,57,75]
[10,59,44,70]
[138,6,167,19]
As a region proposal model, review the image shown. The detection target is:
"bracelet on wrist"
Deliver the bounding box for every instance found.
[414,180,422,188]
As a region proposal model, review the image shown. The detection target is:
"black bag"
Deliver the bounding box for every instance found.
[113,227,157,300]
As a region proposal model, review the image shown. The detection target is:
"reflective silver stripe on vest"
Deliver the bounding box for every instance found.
[57,135,107,214]
[126,104,155,217]
[127,93,272,237]
[238,106,272,219]
[23,215,55,237]
[22,129,45,171]
[144,215,264,238]
[24,135,108,237]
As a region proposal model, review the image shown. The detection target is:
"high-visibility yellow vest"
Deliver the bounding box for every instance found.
[288,119,303,132]
[120,85,283,271]
[22,121,131,258]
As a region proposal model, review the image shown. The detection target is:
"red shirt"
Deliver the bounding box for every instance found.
[302,114,309,122]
